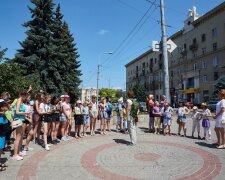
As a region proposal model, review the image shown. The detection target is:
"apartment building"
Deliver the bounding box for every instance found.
[125,2,225,104]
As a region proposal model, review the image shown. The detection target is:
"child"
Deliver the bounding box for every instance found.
[200,103,212,140]
[191,106,202,139]
[152,101,161,134]
[0,99,10,171]
[162,103,173,136]
[82,102,90,136]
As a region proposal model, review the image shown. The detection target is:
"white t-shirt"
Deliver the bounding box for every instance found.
[91,102,97,113]
[40,103,51,113]
[127,99,133,106]
[216,99,225,122]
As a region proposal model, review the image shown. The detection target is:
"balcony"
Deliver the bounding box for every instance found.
[189,43,198,51]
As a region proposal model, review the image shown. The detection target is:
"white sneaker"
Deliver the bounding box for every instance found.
[61,136,68,141]
[93,131,95,136]
[47,144,52,147]
[45,145,50,151]
[19,151,27,157]
[12,155,23,161]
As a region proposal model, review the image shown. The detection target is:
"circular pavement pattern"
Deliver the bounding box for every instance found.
[17,135,222,180]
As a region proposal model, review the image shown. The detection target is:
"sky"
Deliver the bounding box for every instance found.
[0,0,224,90]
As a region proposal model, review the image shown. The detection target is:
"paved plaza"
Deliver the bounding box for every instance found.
[1,114,225,180]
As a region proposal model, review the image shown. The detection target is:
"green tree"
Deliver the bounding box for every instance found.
[99,88,122,102]
[60,21,82,100]
[15,1,82,98]
[213,76,225,98]
[0,47,8,62]
[132,85,148,102]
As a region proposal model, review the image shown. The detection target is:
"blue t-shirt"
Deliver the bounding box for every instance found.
[0,114,8,124]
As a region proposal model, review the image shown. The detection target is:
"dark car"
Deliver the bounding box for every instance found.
[207,101,217,112]
[139,102,147,112]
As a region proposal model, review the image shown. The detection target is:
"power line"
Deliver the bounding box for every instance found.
[101,0,157,67]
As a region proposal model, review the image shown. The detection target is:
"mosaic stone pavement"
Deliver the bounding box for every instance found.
[1,114,225,180]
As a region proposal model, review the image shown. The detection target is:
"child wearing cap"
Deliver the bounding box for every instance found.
[191,106,202,139]
[0,100,10,171]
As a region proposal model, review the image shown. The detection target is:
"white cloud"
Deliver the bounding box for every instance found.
[97,29,109,35]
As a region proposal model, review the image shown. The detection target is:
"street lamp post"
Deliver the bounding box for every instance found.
[96,52,113,105]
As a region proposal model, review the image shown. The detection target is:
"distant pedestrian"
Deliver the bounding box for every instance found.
[213,89,225,149]
[82,101,90,136]
[126,90,139,146]
[106,97,113,132]
[74,100,83,138]
[99,97,107,135]
[200,103,212,140]
[161,103,173,136]
[191,106,202,139]
[152,101,161,134]
[116,98,124,132]
[90,95,98,136]
[177,102,190,137]
[148,94,154,132]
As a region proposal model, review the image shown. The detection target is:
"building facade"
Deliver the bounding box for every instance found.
[81,88,97,103]
[125,2,225,104]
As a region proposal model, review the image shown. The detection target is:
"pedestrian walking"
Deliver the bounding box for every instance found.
[191,106,202,139]
[213,89,225,149]
[99,97,107,135]
[126,90,139,146]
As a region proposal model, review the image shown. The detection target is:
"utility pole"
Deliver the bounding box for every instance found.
[96,64,100,105]
[160,0,170,103]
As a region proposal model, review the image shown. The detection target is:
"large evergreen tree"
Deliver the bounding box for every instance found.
[15,0,82,97]
[60,21,82,100]
[15,0,55,91]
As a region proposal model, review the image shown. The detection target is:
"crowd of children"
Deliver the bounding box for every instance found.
[0,89,115,171]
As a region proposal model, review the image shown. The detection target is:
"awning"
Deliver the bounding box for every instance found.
[178,88,201,94]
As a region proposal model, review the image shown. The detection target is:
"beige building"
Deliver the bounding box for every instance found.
[125,2,225,104]
[81,88,97,103]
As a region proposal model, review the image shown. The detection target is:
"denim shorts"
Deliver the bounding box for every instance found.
[83,115,90,124]
[60,116,68,122]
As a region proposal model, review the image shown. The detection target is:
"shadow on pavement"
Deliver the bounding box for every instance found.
[113,139,130,145]
[195,142,216,149]
[138,127,149,133]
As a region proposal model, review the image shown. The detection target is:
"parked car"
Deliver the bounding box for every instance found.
[185,102,194,109]
[139,102,147,112]
[207,101,217,112]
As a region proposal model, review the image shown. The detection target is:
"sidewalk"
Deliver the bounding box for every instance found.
[0,114,224,180]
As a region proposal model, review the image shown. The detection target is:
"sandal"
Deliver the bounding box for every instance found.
[0,166,6,171]
[0,163,8,168]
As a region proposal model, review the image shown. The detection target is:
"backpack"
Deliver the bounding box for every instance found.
[130,99,139,118]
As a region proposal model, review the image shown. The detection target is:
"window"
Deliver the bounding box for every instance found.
[201,34,206,42]
[213,56,219,66]
[202,61,207,69]
[213,43,217,51]
[212,28,217,37]
[155,58,157,64]
[170,70,174,77]
[202,48,206,55]
[184,43,187,49]
[193,52,197,58]
[214,72,219,80]
[203,75,207,82]
[193,38,197,44]
[193,63,197,70]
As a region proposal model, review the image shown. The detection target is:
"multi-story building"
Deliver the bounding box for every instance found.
[125,2,225,104]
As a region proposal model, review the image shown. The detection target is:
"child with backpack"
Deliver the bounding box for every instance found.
[200,103,212,140]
